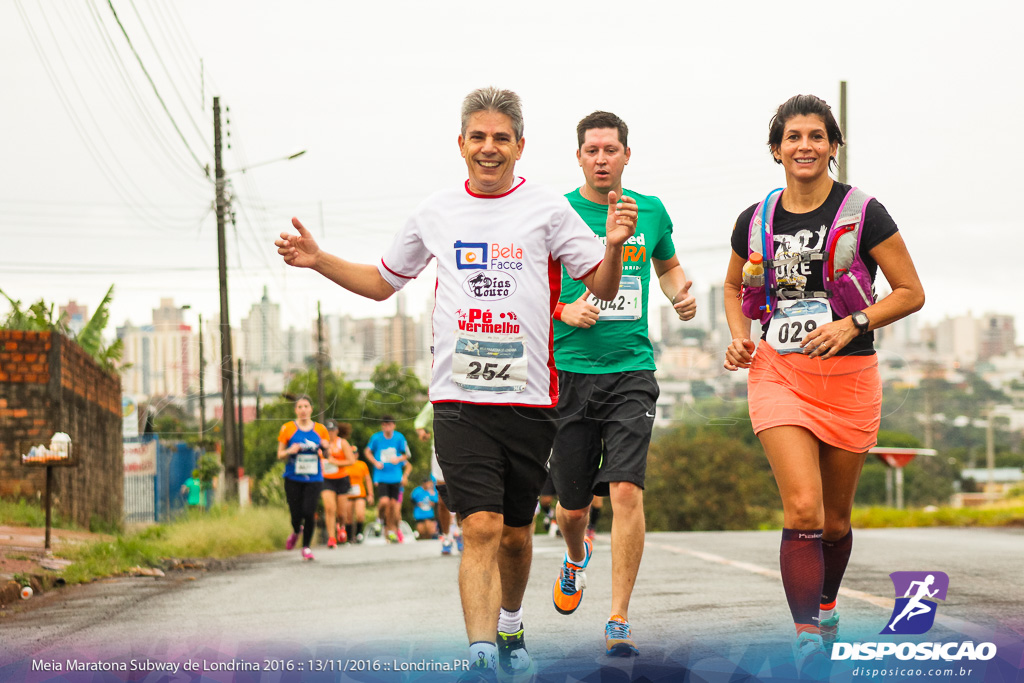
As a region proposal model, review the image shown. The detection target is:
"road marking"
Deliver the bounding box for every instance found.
[649,542,990,637]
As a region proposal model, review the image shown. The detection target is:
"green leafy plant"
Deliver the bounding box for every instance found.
[1,285,125,371]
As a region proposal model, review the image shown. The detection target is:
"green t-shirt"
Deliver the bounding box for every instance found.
[554,188,675,373]
[184,477,206,507]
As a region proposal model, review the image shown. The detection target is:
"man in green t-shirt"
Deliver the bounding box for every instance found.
[549,111,696,657]
[181,469,206,510]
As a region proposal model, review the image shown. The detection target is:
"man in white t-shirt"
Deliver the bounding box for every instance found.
[276,87,636,683]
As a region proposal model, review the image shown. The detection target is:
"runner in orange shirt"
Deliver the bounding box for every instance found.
[344,457,375,543]
[321,421,356,548]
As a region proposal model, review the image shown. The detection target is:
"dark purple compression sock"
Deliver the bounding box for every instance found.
[820,528,853,607]
[780,528,824,632]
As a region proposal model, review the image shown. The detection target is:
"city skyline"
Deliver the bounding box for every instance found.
[2,2,1022,336]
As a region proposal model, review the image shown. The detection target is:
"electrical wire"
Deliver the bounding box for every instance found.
[104,0,208,176]
[54,0,211,197]
[14,0,193,233]
[126,0,211,153]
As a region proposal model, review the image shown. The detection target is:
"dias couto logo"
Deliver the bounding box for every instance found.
[832,571,997,663]
[462,271,518,301]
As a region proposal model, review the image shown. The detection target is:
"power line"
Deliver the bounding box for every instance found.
[105,0,209,177]
[59,0,211,196]
[126,0,212,153]
[14,0,190,233]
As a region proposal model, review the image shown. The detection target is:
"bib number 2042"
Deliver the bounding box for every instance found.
[465,362,512,382]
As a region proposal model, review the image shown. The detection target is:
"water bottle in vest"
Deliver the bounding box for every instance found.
[742,252,764,287]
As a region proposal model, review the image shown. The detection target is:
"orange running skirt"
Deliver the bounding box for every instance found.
[747,342,882,453]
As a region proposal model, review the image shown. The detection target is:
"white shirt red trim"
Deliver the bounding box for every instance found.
[378,177,605,407]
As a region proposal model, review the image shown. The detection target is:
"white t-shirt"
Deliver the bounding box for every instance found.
[378,178,605,407]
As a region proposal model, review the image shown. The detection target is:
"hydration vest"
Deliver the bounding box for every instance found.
[741,186,876,325]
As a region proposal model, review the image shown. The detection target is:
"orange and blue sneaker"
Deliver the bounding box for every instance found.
[552,536,592,615]
[605,615,639,657]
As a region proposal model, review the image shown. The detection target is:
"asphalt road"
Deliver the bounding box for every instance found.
[1,527,1022,682]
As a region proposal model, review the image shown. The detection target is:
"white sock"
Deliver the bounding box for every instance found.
[819,606,835,621]
[468,642,497,670]
[498,606,522,634]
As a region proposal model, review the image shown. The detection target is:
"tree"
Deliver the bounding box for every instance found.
[856,430,958,507]
[645,425,779,531]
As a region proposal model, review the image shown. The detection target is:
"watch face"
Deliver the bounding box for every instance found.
[853,311,869,331]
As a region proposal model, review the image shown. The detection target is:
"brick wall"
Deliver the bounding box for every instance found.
[0,331,123,528]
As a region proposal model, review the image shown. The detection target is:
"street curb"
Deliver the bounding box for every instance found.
[0,574,50,607]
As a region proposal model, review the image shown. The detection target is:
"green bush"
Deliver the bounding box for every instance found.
[645,425,779,531]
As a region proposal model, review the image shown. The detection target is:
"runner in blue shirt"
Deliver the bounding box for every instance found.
[364,415,412,543]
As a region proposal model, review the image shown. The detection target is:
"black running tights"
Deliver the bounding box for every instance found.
[284,478,321,548]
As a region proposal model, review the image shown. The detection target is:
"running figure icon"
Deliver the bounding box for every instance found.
[882,571,949,635]
[888,574,939,631]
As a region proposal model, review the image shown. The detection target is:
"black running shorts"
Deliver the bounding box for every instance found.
[376,482,401,500]
[433,402,557,527]
[321,476,351,495]
[549,370,659,510]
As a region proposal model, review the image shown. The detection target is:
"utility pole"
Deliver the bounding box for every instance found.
[317,301,326,421]
[837,80,848,184]
[986,403,996,496]
[198,313,206,442]
[237,358,245,473]
[214,96,237,499]
[923,387,934,450]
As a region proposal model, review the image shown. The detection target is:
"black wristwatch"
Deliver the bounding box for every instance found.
[851,310,870,335]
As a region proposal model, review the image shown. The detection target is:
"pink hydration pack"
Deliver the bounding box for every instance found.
[741,186,876,325]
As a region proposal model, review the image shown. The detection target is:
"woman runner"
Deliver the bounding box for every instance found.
[723,94,925,674]
[277,395,329,561]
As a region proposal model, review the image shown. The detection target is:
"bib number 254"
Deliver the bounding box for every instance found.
[465,362,512,382]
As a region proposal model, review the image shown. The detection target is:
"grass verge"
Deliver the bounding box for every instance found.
[0,498,75,529]
[59,505,291,585]
[852,502,1024,528]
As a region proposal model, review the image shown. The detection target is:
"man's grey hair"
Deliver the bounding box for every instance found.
[460,87,524,141]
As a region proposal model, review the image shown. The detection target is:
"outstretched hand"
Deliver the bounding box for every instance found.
[276,217,320,269]
[604,191,637,248]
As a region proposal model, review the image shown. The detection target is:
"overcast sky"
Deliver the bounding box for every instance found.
[2,0,1022,340]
